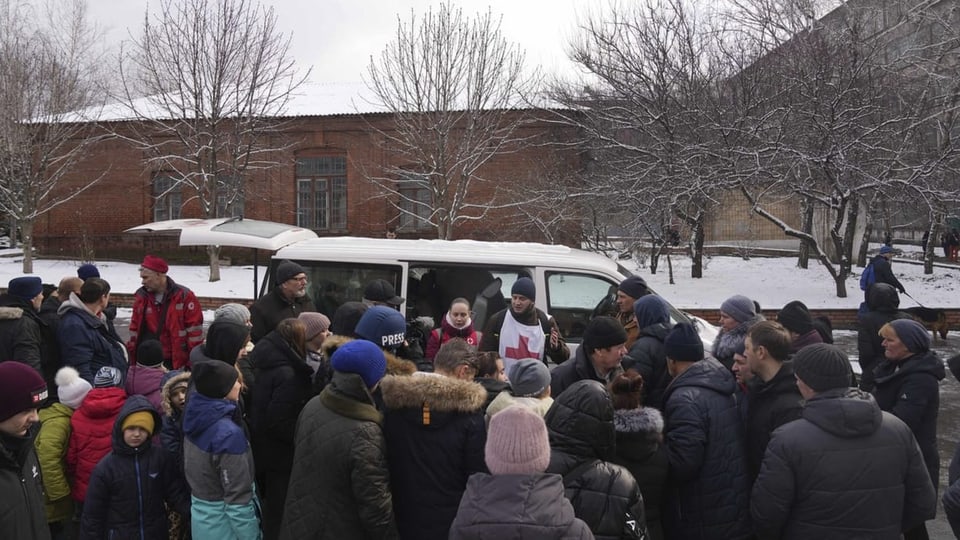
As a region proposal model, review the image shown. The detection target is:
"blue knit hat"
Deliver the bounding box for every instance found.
[665,323,703,362]
[7,276,43,301]
[355,306,406,351]
[511,277,536,301]
[889,319,930,354]
[633,295,669,328]
[77,264,100,280]
[879,245,894,255]
[721,295,756,323]
[330,340,387,388]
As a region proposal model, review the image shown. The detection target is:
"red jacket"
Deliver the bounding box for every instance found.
[67,387,126,502]
[425,315,480,361]
[126,277,204,370]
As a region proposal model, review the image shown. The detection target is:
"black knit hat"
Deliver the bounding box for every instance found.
[793,343,853,392]
[664,323,703,362]
[203,321,251,366]
[330,301,368,337]
[617,276,648,300]
[137,339,164,367]
[275,260,306,285]
[778,300,814,334]
[582,316,627,355]
[192,361,239,399]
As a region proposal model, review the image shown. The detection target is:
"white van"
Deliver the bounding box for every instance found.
[270,237,718,351]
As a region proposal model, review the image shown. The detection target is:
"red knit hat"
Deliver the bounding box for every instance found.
[0,362,48,422]
[141,255,169,274]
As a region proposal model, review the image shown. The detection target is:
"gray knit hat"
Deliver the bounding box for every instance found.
[214,303,251,326]
[721,295,756,323]
[888,319,931,354]
[508,360,551,398]
[793,343,853,392]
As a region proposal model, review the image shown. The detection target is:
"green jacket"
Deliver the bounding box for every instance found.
[36,402,74,523]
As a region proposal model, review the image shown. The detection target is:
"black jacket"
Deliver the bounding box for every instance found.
[870,254,905,293]
[545,380,646,540]
[550,345,620,399]
[744,361,803,481]
[249,330,313,476]
[0,294,45,374]
[0,426,50,540]
[662,357,752,540]
[38,295,66,397]
[58,294,129,386]
[250,287,316,343]
[873,350,945,489]
[479,307,569,365]
[752,389,936,539]
[280,371,399,540]
[611,407,668,540]
[857,283,908,390]
[622,322,672,409]
[380,373,488,540]
[80,395,190,540]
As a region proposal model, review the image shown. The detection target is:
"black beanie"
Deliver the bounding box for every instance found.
[778,300,814,335]
[664,323,703,362]
[330,301,368,337]
[275,260,305,285]
[137,339,164,367]
[192,360,239,399]
[793,343,853,392]
[617,276,648,300]
[582,316,627,355]
[203,321,251,365]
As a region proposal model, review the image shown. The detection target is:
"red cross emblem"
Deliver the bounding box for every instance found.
[505,335,540,360]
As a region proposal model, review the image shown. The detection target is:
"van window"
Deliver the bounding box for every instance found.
[545,271,618,341]
[291,262,402,317]
[408,265,527,332]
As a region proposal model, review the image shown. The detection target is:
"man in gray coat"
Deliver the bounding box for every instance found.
[751,344,936,540]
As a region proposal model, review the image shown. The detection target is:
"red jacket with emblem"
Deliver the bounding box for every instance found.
[126,277,204,370]
[425,315,481,361]
[67,387,126,502]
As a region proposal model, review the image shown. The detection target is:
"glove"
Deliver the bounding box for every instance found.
[899,286,906,294]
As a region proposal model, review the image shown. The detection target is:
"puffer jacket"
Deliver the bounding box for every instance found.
[743,361,803,482]
[0,425,51,540]
[380,373,488,540]
[662,357,752,540]
[873,349,945,491]
[623,323,672,409]
[36,403,75,523]
[0,293,45,374]
[450,473,594,540]
[280,371,399,540]
[856,283,909,391]
[250,287,316,343]
[425,314,480,361]
[127,277,204,369]
[611,407,668,540]
[183,392,260,540]
[58,293,129,386]
[752,389,936,539]
[67,386,127,502]
[80,395,190,540]
[550,346,622,399]
[248,330,313,476]
[545,380,647,540]
[124,364,165,413]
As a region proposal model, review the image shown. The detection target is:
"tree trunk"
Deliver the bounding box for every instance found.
[798,198,814,269]
[924,212,942,275]
[857,222,872,267]
[207,245,222,282]
[650,241,661,274]
[667,250,674,285]
[691,217,705,279]
[20,220,33,274]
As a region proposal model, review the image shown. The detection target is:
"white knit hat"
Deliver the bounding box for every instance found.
[55,367,92,409]
[484,405,551,475]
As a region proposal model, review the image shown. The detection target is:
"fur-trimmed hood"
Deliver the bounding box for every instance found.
[161,371,191,417]
[322,334,417,377]
[613,407,664,435]
[379,373,487,413]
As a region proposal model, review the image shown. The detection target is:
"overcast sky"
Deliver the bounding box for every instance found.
[86,0,594,84]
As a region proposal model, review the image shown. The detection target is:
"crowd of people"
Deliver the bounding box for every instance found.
[0,254,957,540]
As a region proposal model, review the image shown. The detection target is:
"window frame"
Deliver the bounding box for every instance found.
[152,173,182,221]
[295,156,347,232]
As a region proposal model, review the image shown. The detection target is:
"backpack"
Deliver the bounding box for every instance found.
[859,262,876,291]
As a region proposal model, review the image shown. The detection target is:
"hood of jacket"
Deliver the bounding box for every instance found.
[320,371,382,424]
[0,293,34,312]
[182,392,238,437]
[455,473,581,532]
[439,313,476,337]
[545,379,616,461]
[322,334,417,376]
[80,387,127,420]
[801,388,883,438]
[0,305,25,322]
[634,297,669,329]
[874,350,946,386]
[161,370,191,417]
[380,372,487,413]
[665,357,737,399]
[112,394,161,455]
[867,283,901,312]
[58,292,107,327]
[638,322,671,341]
[613,406,664,435]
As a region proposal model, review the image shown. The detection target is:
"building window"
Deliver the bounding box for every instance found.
[397,172,432,231]
[296,157,347,231]
[216,175,244,218]
[153,174,182,221]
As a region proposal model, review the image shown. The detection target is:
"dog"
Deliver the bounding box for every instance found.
[903,307,949,340]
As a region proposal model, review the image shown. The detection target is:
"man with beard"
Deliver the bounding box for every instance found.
[479,277,569,373]
[251,259,316,343]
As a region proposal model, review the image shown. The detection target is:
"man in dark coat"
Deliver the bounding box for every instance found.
[551,316,627,398]
[943,354,960,537]
[615,275,648,349]
[280,340,399,540]
[479,277,569,370]
[0,362,51,540]
[662,323,752,540]
[379,338,487,540]
[0,276,48,375]
[38,277,83,398]
[58,278,129,386]
[742,321,803,482]
[870,245,906,294]
[776,300,823,353]
[857,283,908,391]
[251,260,316,342]
[623,295,673,409]
[752,344,936,539]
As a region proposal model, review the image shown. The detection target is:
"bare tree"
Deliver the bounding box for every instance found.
[364,2,539,239]
[0,0,104,272]
[119,0,307,281]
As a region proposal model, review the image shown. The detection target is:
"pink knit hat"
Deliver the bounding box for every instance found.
[484,405,550,475]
